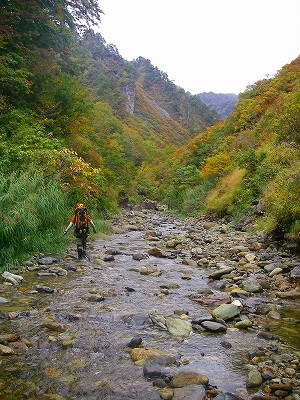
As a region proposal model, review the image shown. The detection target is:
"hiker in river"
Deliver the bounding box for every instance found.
[63,203,96,259]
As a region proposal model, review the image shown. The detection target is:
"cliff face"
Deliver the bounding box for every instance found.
[121,83,136,114]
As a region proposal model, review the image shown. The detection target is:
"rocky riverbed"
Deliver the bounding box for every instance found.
[0,209,300,400]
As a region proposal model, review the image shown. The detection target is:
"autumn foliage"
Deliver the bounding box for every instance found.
[1,0,300,268]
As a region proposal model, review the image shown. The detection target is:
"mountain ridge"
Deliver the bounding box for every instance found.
[0,1,299,269]
[197,91,238,119]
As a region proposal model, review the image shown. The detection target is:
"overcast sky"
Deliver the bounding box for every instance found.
[96,0,300,95]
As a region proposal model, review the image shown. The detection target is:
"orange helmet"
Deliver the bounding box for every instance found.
[76,203,85,208]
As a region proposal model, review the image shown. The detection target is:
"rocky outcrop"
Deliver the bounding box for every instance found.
[121,83,136,114]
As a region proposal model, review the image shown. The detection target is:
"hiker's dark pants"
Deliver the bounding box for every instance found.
[76,236,87,259]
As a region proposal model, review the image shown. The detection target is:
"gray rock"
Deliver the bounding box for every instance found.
[257,331,279,341]
[229,245,249,254]
[148,247,167,258]
[173,384,206,400]
[256,302,272,315]
[153,378,168,388]
[200,320,227,332]
[212,304,240,321]
[127,336,142,348]
[170,370,209,388]
[37,272,57,277]
[211,281,226,290]
[261,369,276,380]
[220,341,232,349]
[27,264,49,271]
[291,266,300,280]
[197,287,213,294]
[63,263,77,271]
[132,253,147,261]
[263,263,277,273]
[143,360,167,378]
[49,266,68,276]
[235,320,252,329]
[242,278,263,293]
[41,320,67,332]
[257,278,271,290]
[2,271,23,285]
[209,266,234,280]
[191,315,214,325]
[165,317,192,337]
[38,257,57,265]
[246,369,262,387]
[148,309,167,330]
[146,354,176,366]
[35,285,54,294]
[235,216,254,231]
[124,315,151,329]
[264,262,287,273]
[214,393,245,400]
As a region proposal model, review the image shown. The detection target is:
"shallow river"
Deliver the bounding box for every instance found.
[0,212,299,399]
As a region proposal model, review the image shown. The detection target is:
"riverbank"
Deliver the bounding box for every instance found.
[0,209,299,399]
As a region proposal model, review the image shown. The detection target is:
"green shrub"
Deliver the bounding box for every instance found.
[264,165,300,230]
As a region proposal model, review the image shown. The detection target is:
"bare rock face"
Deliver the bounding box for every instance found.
[121,83,136,114]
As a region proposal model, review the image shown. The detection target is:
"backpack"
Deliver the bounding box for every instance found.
[74,207,89,237]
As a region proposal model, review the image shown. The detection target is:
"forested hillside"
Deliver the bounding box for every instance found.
[1,1,300,268]
[198,92,238,119]
[163,57,300,248]
[0,0,218,267]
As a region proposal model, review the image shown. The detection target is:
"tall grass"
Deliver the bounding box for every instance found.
[205,168,246,217]
[264,164,300,230]
[0,170,69,270]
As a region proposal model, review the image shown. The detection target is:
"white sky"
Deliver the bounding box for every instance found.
[96,0,300,95]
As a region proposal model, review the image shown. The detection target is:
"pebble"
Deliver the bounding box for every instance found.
[1,210,300,399]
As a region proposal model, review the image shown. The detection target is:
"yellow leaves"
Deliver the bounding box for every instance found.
[58,148,100,177]
[43,147,101,196]
[200,153,231,179]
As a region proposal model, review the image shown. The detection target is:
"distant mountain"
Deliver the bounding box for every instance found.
[197,92,238,119]
[80,31,220,140]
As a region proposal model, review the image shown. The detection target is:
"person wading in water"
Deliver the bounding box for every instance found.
[63,203,96,259]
